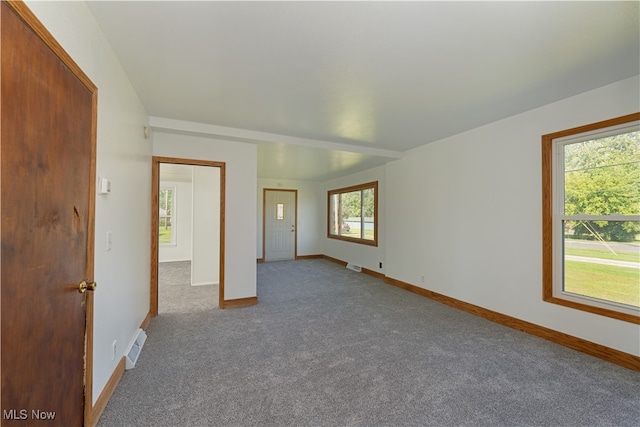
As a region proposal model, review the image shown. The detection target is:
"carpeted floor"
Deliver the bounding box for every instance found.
[98,259,640,426]
[159,261,218,313]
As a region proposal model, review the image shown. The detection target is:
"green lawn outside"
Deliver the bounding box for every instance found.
[564,246,639,263]
[341,228,374,240]
[564,261,640,308]
[159,226,172,244]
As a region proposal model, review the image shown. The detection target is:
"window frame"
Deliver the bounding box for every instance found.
[542,112,640,324]
[327,181,378,247]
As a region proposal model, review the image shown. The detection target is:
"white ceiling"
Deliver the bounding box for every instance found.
[87,1,639,182]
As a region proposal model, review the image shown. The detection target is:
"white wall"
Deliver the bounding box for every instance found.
[257,179,323,259]
[322,166,386,274]
[191,167,220,286]
[386,76,640,356]
[152,128,257,301]
[158,180,193,262]
[25,1,152,404]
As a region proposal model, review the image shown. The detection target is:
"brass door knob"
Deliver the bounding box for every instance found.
[78,280,97,293]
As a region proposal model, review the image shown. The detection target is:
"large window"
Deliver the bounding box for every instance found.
[328,181,378,246]
[542,113,639,323]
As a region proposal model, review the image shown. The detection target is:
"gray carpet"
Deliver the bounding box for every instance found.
[99,259,640,426]
[159,261,218,313]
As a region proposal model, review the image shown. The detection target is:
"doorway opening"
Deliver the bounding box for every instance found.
[151,157,226,315]
[263,189,298,261]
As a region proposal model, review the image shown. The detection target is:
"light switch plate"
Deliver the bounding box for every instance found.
[98,177,111,195]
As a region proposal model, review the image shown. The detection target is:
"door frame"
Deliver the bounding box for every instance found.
[151,157,226,314]
[2,1,98,425]
[262,188,298,261]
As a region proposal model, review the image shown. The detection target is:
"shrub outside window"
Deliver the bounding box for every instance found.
[328,181,378,246]
[542,113,639,324]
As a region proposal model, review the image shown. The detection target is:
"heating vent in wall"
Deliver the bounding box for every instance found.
[125,328,147,370]
[346,263,362,273]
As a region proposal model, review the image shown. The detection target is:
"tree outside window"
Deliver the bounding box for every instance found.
[159,186,175,245]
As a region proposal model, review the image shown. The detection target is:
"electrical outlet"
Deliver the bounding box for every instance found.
[112,340,117,360]
[379,262,382,269]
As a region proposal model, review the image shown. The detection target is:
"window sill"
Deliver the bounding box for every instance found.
[543,294,640,324]
[327,234,378,247]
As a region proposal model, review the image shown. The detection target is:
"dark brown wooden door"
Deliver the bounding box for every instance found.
[1,2,96,426]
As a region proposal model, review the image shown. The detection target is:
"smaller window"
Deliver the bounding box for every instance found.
[328,181,378,246]
[159,186,176,245]
[276,203,285,220]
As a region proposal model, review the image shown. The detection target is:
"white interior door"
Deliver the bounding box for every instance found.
[265,190,296,261]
